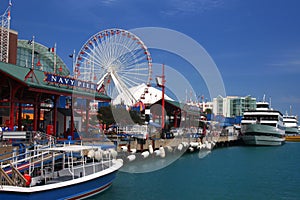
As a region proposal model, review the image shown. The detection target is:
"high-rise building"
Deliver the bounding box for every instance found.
[213,95,256,117]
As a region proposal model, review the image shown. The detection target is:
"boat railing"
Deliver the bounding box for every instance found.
[70,158,112,178]
[1,145,53,168]
[1,138,118,187]
[67,152,75,179]
[0,163,27,187]
[0,166,14,186]
[36,151,115,185]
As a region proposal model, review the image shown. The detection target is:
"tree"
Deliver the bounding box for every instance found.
[97,106,115,127]
[97,105,145,129]
[129,110,144,125]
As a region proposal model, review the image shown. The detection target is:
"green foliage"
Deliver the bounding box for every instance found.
[97,106,115,127]
[97,105,144,127]
[22,115,32,126]
[129,110,144,125]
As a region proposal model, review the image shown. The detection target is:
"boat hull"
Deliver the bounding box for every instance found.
[284,127,299,135]
[285,135,300,142]
[241,124,285,146]
[0,170,117,200]
[242,135,285,146]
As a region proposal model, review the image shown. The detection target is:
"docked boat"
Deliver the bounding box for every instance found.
[282,111,300,142]
[0,142,123,199]
[285,135,300,142]
[241,101,285,146]
[283,113,299,135]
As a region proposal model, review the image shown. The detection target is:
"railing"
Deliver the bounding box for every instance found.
[1,131,56,146]
[0,164,27,187]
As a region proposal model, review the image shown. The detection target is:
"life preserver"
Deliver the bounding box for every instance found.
[24,173,32,186]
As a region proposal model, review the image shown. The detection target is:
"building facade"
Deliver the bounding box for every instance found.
[213,95,256,117]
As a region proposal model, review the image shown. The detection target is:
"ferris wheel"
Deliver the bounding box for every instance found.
[74,28,152,105]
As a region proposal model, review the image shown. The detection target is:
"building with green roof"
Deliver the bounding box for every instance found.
[17,39,70,76]
[0,35,111,137]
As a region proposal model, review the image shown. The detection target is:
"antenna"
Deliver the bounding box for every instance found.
[0,0,12,63]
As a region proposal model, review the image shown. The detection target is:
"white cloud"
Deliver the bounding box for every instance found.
[279,96,300,105]
[266,51,300,73]
[99,0,117,5]
[161,0,225,16]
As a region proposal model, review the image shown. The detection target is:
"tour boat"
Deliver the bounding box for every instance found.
[241,101,285,146]
[283,113,299,135]
[0,143,123,199]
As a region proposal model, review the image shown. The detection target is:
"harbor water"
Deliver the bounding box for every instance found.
[91,142,300,200]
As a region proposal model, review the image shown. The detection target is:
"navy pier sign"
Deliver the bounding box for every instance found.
[44,73,97,91]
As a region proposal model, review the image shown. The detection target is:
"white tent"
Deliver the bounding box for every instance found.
[113,83,173,105]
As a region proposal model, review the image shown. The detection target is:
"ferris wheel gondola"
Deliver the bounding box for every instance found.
[74,28,152,105]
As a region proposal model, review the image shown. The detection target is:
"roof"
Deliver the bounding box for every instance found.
[113,83,173,105]
[0,61,111,101]
[18,40,69,76]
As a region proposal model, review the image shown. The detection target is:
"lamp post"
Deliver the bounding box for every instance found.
[156,64,166,130]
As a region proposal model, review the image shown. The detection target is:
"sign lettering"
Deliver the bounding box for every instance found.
[44,73,97,91]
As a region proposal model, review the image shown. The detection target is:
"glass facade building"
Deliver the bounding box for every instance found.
[213,95,256,117]
[17,40,70,76]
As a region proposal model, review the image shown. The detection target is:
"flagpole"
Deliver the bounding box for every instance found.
[72,49,76,77]
[31,36,35,69]
[54,43,57,73]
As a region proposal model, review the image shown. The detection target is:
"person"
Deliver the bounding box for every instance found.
[0,126,3,141]
[23,170,32,187]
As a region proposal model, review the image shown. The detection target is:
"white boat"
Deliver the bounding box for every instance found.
[241,101,285,146]
[283,113,299,135]
[0,142,123,199]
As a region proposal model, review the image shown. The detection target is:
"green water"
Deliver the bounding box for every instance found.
[92,142,300,200]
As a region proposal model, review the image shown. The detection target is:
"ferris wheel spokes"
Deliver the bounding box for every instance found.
[76,28,152,105]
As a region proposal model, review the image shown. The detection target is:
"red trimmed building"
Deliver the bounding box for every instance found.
[0,28,110,139]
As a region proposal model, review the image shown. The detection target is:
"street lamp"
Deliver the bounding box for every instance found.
[155,64,166,129]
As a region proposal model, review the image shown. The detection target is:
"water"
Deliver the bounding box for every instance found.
[90,142,300,200]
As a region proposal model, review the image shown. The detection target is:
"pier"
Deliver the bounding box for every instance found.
[112,132,241,154]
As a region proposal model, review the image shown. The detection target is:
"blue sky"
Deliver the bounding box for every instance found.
[2,0,300,116]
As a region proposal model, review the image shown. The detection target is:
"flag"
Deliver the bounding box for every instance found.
[27,40,33,45]
[36,60,42,67]
[69,54,73,58]
[48,47,55,53]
